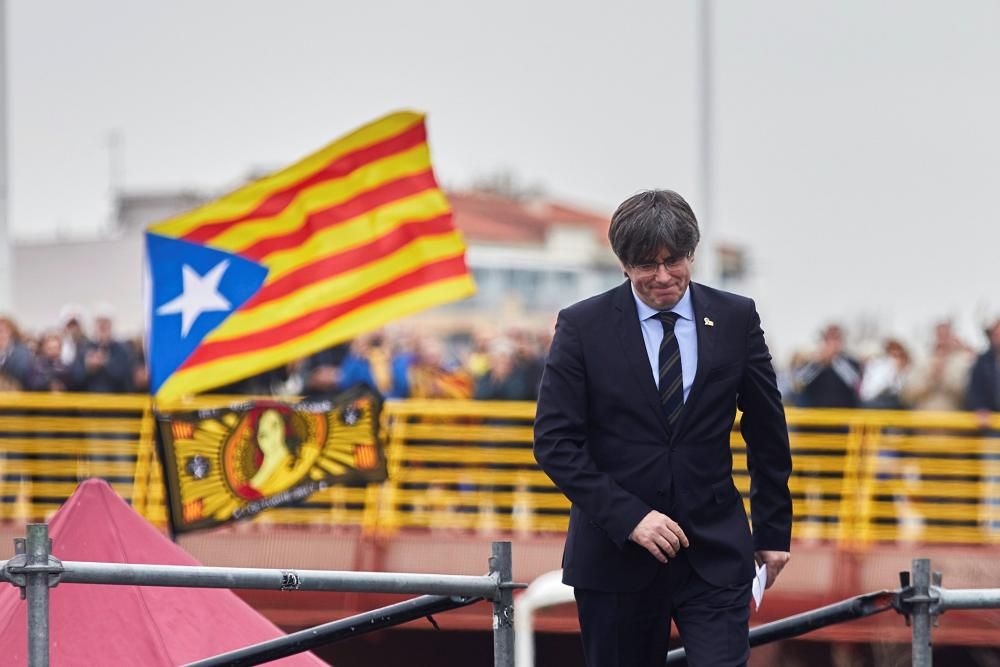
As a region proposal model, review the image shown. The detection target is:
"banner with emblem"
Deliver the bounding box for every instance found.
[155,385,387,534]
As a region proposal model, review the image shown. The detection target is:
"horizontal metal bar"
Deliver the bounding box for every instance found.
[748,591,896,647]
[934,587,1000,611]
[0,559,499,598]
[666,590,896,664]
[185,594,480,667]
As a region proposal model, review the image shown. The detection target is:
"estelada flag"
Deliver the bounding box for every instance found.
[145,111,475,399]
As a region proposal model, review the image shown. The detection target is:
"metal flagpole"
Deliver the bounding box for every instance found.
[0,0,12,311]
[695,0,717,284]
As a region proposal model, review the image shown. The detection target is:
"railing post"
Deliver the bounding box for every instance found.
[25,524,51,667]
[490,541,514,667]
[911,558,932,667]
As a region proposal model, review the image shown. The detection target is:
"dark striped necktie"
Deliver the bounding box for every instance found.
[654,311,684,427]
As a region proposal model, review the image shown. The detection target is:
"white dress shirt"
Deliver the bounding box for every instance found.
[632,285,698,402]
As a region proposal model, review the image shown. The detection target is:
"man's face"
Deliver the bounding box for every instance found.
[95,317,113,342]
[41,335,61,359]
[822,327,844,353]
[623,249,693,311]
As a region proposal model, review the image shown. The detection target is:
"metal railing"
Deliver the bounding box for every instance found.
[1,393,1000,546]
[1,523,523,667]
[662,557,1000,667]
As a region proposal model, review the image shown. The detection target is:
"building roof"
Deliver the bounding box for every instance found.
[447,191,609,247]
[112,187,611,249]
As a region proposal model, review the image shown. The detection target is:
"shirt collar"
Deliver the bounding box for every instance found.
[631,283,694,322]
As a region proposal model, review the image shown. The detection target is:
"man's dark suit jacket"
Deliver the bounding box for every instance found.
[965,349,1000,412]
[533,281,792,592]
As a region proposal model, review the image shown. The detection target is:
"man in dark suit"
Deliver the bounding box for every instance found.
[965,319,1000,419]
[534,190,792,666]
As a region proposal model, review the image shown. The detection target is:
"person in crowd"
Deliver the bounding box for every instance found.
[474,338,533,401]
[298,342,350,398]
[126,337,149,393]
[965,319,1000,426]
[263,359,305,396]
[534,190,791,666]
[777,351,810,406]
[339,331,395,396]
[78,306,134,393]
[900,321,974,411]
[388,332,419,398]
[859,338,912,409]
[58,305,90,389]
[0,316,33,390]
[26,330,74,392]
[793,324,862,407]
[510,328,544,400]
[464,328,494,382]
[404,336,472,399]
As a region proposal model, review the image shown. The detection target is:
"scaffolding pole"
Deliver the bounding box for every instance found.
[25,525,51,667]
[2,559,500,598]
[491,541,515,667]
[666,590,895,664]
[908,558,933,667]
[3,532,521,667]
[185,594,481,667]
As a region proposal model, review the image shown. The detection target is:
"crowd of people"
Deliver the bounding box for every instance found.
[1,305,999,415]
[0,307,139,393]
[214,327,551,401]
[0,306,552,401]
[782,320,1000,419]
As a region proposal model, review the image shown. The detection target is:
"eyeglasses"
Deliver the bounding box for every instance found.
[630,255,690,275]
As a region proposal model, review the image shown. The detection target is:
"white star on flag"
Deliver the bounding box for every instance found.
[156,260,233,337]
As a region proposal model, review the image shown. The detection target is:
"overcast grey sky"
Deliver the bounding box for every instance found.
[8,0,1000,355]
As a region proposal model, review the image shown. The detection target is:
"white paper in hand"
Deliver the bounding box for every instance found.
[751,562,768,611]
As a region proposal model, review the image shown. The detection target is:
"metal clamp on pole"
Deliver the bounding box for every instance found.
[894,558,938,667]
[490,541,514,667]
[895,570,912,626]
[4,544,63,594]
[7,524,62,667]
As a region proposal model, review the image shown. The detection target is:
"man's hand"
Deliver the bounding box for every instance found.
[629,510,689,563]
[754,550,790,589]
[85,349,108,372]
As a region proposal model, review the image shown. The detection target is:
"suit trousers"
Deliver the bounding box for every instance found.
[573,550,752,667]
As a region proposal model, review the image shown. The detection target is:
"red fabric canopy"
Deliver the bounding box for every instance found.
[0,479,328,666]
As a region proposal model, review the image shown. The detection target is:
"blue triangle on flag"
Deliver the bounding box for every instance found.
[146,233,269,395]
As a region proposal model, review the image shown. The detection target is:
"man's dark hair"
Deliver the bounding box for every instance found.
[607,190,700,266]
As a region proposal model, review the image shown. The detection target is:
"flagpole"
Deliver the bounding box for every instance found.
[0,0,12,311]
[695,0,717,283]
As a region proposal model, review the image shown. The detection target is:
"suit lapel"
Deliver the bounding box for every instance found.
[612,281,672,438]
[671,282,716,441]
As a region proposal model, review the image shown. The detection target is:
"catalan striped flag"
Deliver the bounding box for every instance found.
[145,111,476,400]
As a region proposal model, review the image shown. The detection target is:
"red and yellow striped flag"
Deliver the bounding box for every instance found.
[145,111,475,400]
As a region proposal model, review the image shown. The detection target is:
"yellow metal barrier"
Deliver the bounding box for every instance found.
[1,394,999,547]
[0,393,155,522]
